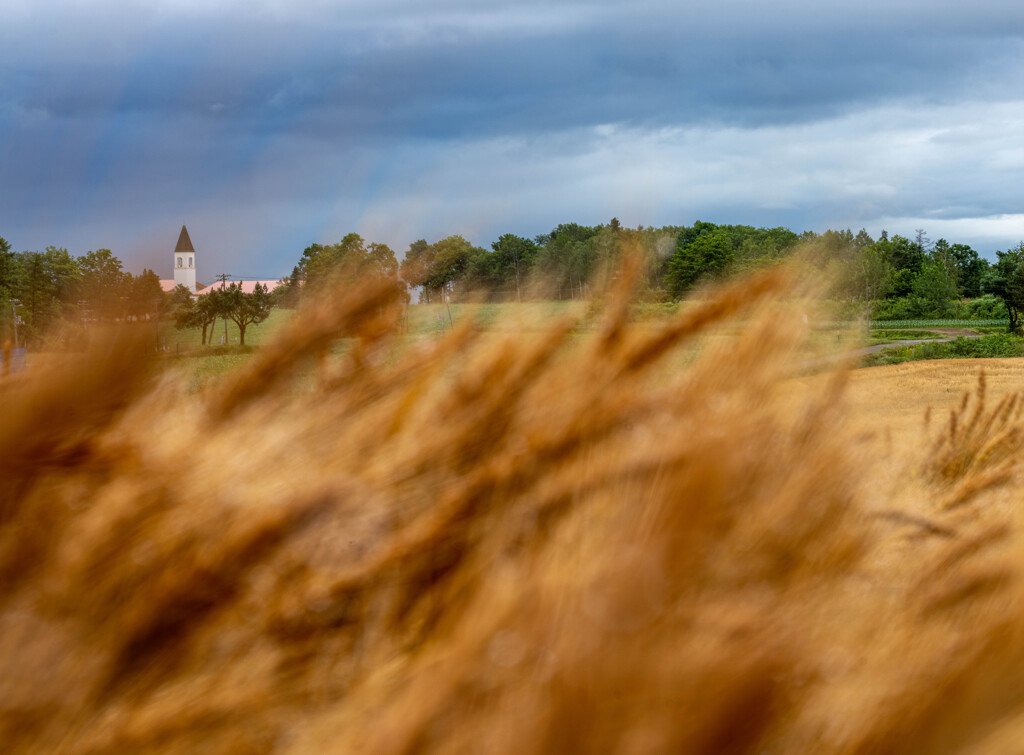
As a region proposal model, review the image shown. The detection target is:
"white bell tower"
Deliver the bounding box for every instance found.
[173,224,197,293]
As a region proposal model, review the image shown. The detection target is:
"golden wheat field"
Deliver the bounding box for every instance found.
[5,264,1024,754]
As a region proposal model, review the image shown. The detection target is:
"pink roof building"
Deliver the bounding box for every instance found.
[198,280,283,295]
[156,225,284,296]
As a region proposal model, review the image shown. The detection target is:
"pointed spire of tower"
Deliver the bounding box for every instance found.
[173,225,198,293]
[175,225,195,253]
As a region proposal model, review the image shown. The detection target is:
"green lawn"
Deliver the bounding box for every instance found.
[404,300,591,335]
[166,352,256,391]
[154,309,294,389]
[174,301,1003,386]
[160,301,597,388]
[158,308,295,353]
[163,301,597,353]
[867,329,945,344]
[63,301,1023,390]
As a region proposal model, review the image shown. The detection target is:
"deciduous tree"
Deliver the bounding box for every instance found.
[982,243,1024,332]
[221,282,272,345]
[126,269,165,321]
[292,234,399,305]
[174,286,221,346]
[78,249,126,320]
[667,231,734,296]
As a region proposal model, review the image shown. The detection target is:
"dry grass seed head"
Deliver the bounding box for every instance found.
[8,265,1024,753]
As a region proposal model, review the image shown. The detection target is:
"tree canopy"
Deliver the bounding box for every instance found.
[287,233,399,305]
[983,244,1024,331]
[221,282,272,345]
[3,216,1021,349]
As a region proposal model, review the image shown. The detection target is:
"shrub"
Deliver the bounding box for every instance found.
[864,334,1024,366]
[966,294,1008,320]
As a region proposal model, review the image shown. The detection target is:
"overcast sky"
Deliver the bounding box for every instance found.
[2,0,1023,279]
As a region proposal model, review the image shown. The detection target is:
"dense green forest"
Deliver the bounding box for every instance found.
[0,240,164,346]
[280,220,1022,325]
[5,221,1024,347]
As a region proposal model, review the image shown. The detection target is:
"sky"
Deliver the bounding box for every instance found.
[2,0,1023,280]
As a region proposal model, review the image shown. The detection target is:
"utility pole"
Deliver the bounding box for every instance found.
[216,273,230,344]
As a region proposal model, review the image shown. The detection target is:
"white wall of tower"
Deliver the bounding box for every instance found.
[174,252,196,292]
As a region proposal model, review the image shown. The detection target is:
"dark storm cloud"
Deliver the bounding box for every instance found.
[2,0,1024,271]
[5,5,1021,137]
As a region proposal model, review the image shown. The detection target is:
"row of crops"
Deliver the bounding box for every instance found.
[818,319,1010,329]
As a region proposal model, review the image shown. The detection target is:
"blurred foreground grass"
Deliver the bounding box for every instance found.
[158,302,1017,387]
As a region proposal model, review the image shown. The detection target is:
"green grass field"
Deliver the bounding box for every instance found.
[867,329,945,344]
[156,302,1019,387]
[160,301,597,387]
[404,300,591,335]
[154,309,295,389]
[158,308,295,352]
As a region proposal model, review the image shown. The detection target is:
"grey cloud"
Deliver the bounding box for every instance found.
[6,19,1020,141]
[2,0,1024,273]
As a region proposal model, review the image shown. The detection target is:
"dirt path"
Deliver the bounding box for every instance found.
[854,337,965,357]
[803,333,984,369]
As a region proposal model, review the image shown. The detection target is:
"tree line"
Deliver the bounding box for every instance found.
[0,238,276,348]
[279,220,1024,327]
[0,241,164,346]
[7,220,1024,347]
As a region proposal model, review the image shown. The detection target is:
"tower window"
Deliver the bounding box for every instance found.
[189,256,193,268]
[177,257,182,268]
